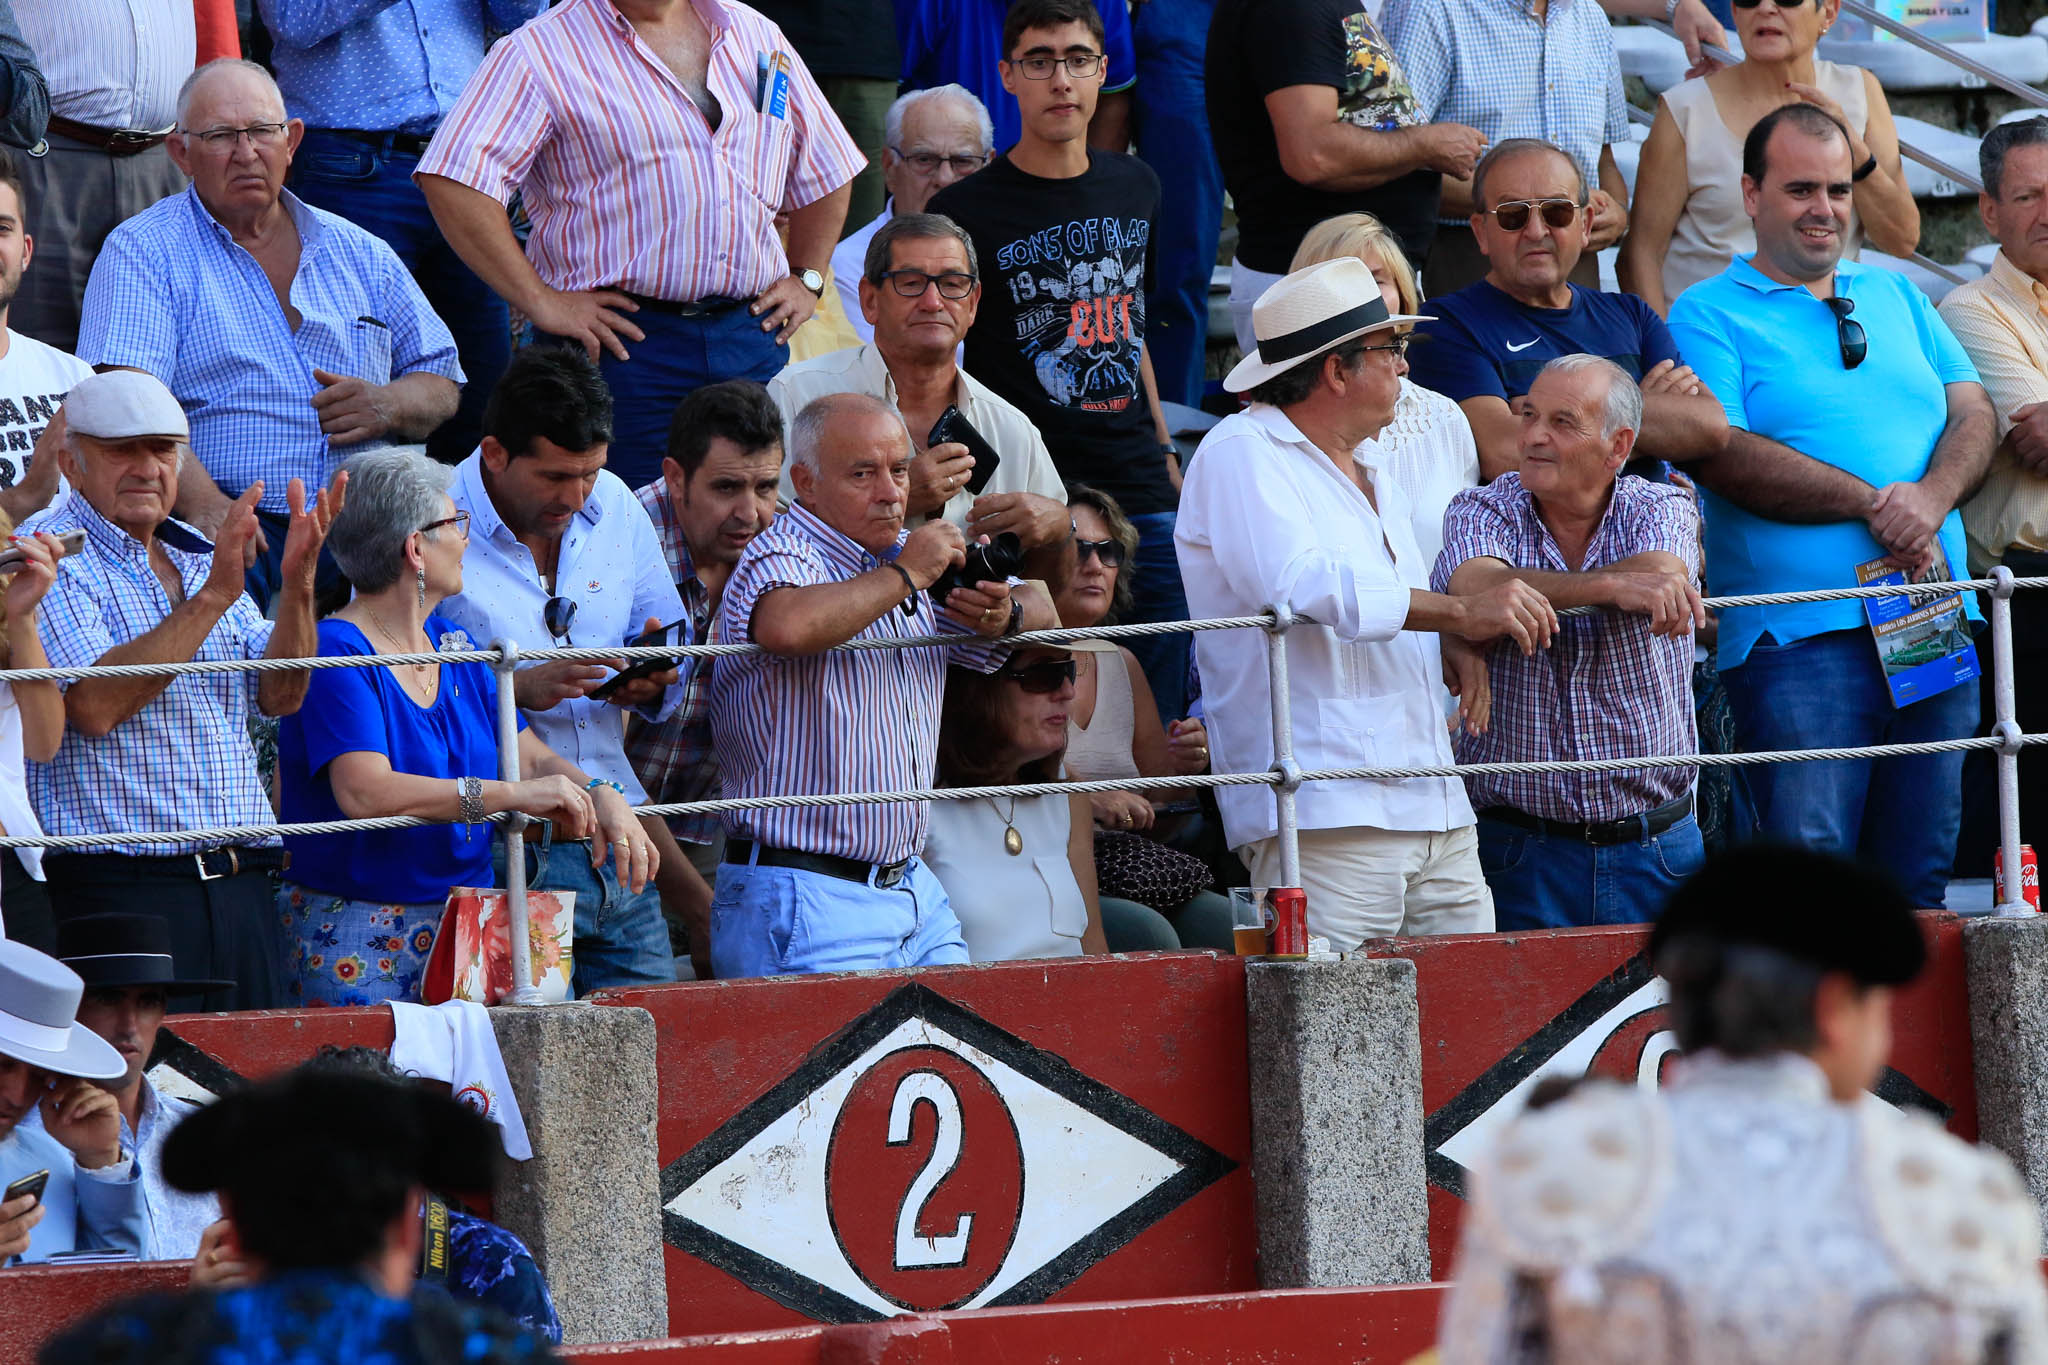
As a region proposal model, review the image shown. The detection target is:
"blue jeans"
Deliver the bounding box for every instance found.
[1476,810,1704,932]
[708,852,969,978]
[1123,508,1192,725]
[288,130,510,466]
[493,828,673,996]
[1131,0,1222,408]
[539,304,785,490]
[1721,628,1977,906]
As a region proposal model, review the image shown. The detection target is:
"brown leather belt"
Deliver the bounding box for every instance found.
[46,115,172,156]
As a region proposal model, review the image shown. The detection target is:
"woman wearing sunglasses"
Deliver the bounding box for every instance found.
[1621,0,1918,316]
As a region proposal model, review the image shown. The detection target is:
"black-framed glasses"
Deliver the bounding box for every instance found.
[892,148,991,177]
[996,657,1078,694]
[1825,296,1867,370]
[1488,198,1581,232]
[1011,52,1105,79]
[543,595,578,642]
[1731,0,1812,9]
[180,121,289,150]
[1360,336,1411,360]
[1076,537,1125,569]
[419,510,470,539]
[878,268,978,299]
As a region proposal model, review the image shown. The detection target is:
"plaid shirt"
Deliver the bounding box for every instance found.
[1431,473,1700,822]
[21,490,278,854]
[624,480,720,845]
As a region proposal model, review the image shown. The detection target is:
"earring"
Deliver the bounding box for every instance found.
[417,566,427,609]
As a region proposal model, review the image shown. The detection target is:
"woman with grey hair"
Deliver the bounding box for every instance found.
[274,450,652,1006]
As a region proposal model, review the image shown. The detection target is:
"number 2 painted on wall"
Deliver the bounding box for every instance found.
[888,1070,973,1269]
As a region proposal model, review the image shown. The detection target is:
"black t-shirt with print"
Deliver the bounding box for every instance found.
[1206,0,1441,273]
[928,150,1175,516]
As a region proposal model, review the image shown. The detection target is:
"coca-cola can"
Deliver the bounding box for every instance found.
[1995,844,2040,912]
[1269,887,1309,958]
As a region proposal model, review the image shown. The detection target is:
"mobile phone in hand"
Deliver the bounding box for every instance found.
[0,528,84,571]
[4,1168,49,1208]
[589,619,691,703]
[928,406,1001,496]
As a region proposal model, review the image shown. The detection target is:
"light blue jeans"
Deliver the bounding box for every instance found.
[709,853,969,979]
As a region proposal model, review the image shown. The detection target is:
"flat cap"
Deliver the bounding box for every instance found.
[63,370,188,442]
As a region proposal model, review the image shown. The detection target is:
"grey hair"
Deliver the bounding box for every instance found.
[61,428,186,475]
[175,58,286,129]
[788,392,913,475]
[1982,116,2048,201]
[1471,138,1587,212]
[326,448,452,593]
[883,85,994,161]
[1540,353,1643,443]
[864,212,979,284]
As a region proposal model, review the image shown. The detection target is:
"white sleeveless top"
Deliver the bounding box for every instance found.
[922,794,1089,962]
[1064,651,1139,784]
[1660,61,1871,304]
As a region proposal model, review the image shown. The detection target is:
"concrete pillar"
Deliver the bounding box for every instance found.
[490,1002,668,1345]
[1245,956,1431,1288]
[1965,916,2048,1221]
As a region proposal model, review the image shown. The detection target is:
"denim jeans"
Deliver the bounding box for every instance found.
[1131,0,1222,408]
[708,853,968,979]
[493,829,673,997]
[1476,810,1704,932]
[1123,508,1192,724]
[288,130,509,466]
[538,304,785,490]
[1721,627,1977,906]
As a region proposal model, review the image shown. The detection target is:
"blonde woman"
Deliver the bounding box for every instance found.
[1291,213,1481,567]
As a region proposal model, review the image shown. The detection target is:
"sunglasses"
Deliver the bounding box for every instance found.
[1825,296,1867,370]
[996,657,1078,694]
[1487,198,1581,232]
[543,595,578,642]
[1076,537,1125,569]
[1731,0,1813,8]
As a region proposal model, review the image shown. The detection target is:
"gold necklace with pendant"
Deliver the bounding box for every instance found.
[989,796,1023,855]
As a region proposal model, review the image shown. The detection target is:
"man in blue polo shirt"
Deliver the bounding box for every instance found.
[1668,103,1996,905]
[1407,139,1730,481]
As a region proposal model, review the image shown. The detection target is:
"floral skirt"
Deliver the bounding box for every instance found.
[278,885,442,1007]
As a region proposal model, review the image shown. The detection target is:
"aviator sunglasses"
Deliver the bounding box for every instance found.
[1487,198,1582,232]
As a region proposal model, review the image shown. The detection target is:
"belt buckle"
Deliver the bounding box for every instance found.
[107,128,159,151]
[875,860,907,890]
[194,848,240,880]
[194,850,221,881]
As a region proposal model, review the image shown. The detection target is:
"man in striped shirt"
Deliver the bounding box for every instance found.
[707,393,1035,978]
[416,0,865,490]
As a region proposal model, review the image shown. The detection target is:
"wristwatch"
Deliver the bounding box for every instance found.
[1002,595,1025,637]
[795,267,825,297]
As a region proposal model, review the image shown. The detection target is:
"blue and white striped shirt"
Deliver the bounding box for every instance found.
[257,0,548,135]
[75,186,463,515]
[22,490,279,855]
[710,503,1008,866]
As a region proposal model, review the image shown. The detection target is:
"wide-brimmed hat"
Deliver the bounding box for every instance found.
[1224,257,1433,394]
[55,914,234,997]
[0,940,126,1081]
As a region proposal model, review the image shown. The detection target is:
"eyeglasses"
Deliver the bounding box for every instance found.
[1075,537,1125,569]
[180,121,290,150]
[878,268,978,299]
[893,148,991,177]
[1359,336,1411,360]
[1824,296,1866,369]
[419,510,470,539]
[1010,52,1106,79]
[1731,0,1811,9]
[996,657,1078,694]
[543,595,578,642]
[1487,198,1582,232]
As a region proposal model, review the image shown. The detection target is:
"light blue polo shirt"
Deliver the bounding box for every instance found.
[1668,255,1981,670]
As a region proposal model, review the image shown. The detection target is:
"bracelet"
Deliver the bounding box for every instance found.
[585,778,626,797]
[1664,0,1681,22]
[457,776,485,825]
[1001,595,1026,637]
[888,561,920,598]
[1852,153,1879,182]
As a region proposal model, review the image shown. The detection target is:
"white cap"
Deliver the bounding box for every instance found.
[63,370,189,442]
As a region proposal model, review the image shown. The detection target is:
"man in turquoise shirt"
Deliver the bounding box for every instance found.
[1669,102,1996,905]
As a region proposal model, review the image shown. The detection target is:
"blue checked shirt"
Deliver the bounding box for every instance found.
[21,490,279,855]
[75,186,463,515]
[257,0,548,134]
[1381,0,1628,223]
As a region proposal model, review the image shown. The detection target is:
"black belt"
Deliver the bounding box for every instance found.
[622,292,749,317]
[44,846,289,881]
[1479,794,1694,847]
[311,127,435,157]
[725,839,911,889]
[45,115,171,156]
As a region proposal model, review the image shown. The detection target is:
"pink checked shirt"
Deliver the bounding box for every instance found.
[417,0,864,301]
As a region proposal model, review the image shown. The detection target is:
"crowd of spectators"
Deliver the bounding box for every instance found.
[0,0,2029,997]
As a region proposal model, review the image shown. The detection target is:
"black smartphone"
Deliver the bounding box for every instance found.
[928,406,1001,497]
[4,1168,48,1208]
[589,619,690,703]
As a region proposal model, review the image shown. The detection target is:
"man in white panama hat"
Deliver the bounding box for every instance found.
[0,938,148,1263]
[1175,255,1558,948]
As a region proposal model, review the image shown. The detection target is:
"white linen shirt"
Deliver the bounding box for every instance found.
[440,454,685,803]
[1175,404,1474,848]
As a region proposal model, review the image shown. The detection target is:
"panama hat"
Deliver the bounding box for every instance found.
[0,940,126,1081]
[1224,257,1433,394]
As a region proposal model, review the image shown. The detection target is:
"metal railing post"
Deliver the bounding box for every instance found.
[494,638,547,1002]
[1264,603,1303,892]
[1990,570,2032,916]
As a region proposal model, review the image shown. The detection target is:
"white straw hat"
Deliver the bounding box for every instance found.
[0,940,126,1081]
[1224,257,1433,394]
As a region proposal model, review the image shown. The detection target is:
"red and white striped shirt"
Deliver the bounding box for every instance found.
[416,0,863,301]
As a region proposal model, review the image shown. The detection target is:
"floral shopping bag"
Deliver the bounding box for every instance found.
[421,888,574,1005]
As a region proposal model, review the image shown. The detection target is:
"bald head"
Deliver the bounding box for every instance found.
[176,58,286,130]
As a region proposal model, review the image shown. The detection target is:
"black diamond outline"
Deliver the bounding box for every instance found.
[145,1029,246,1099]
[1421,953,1952,1200]
[657,980,1238,1323]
